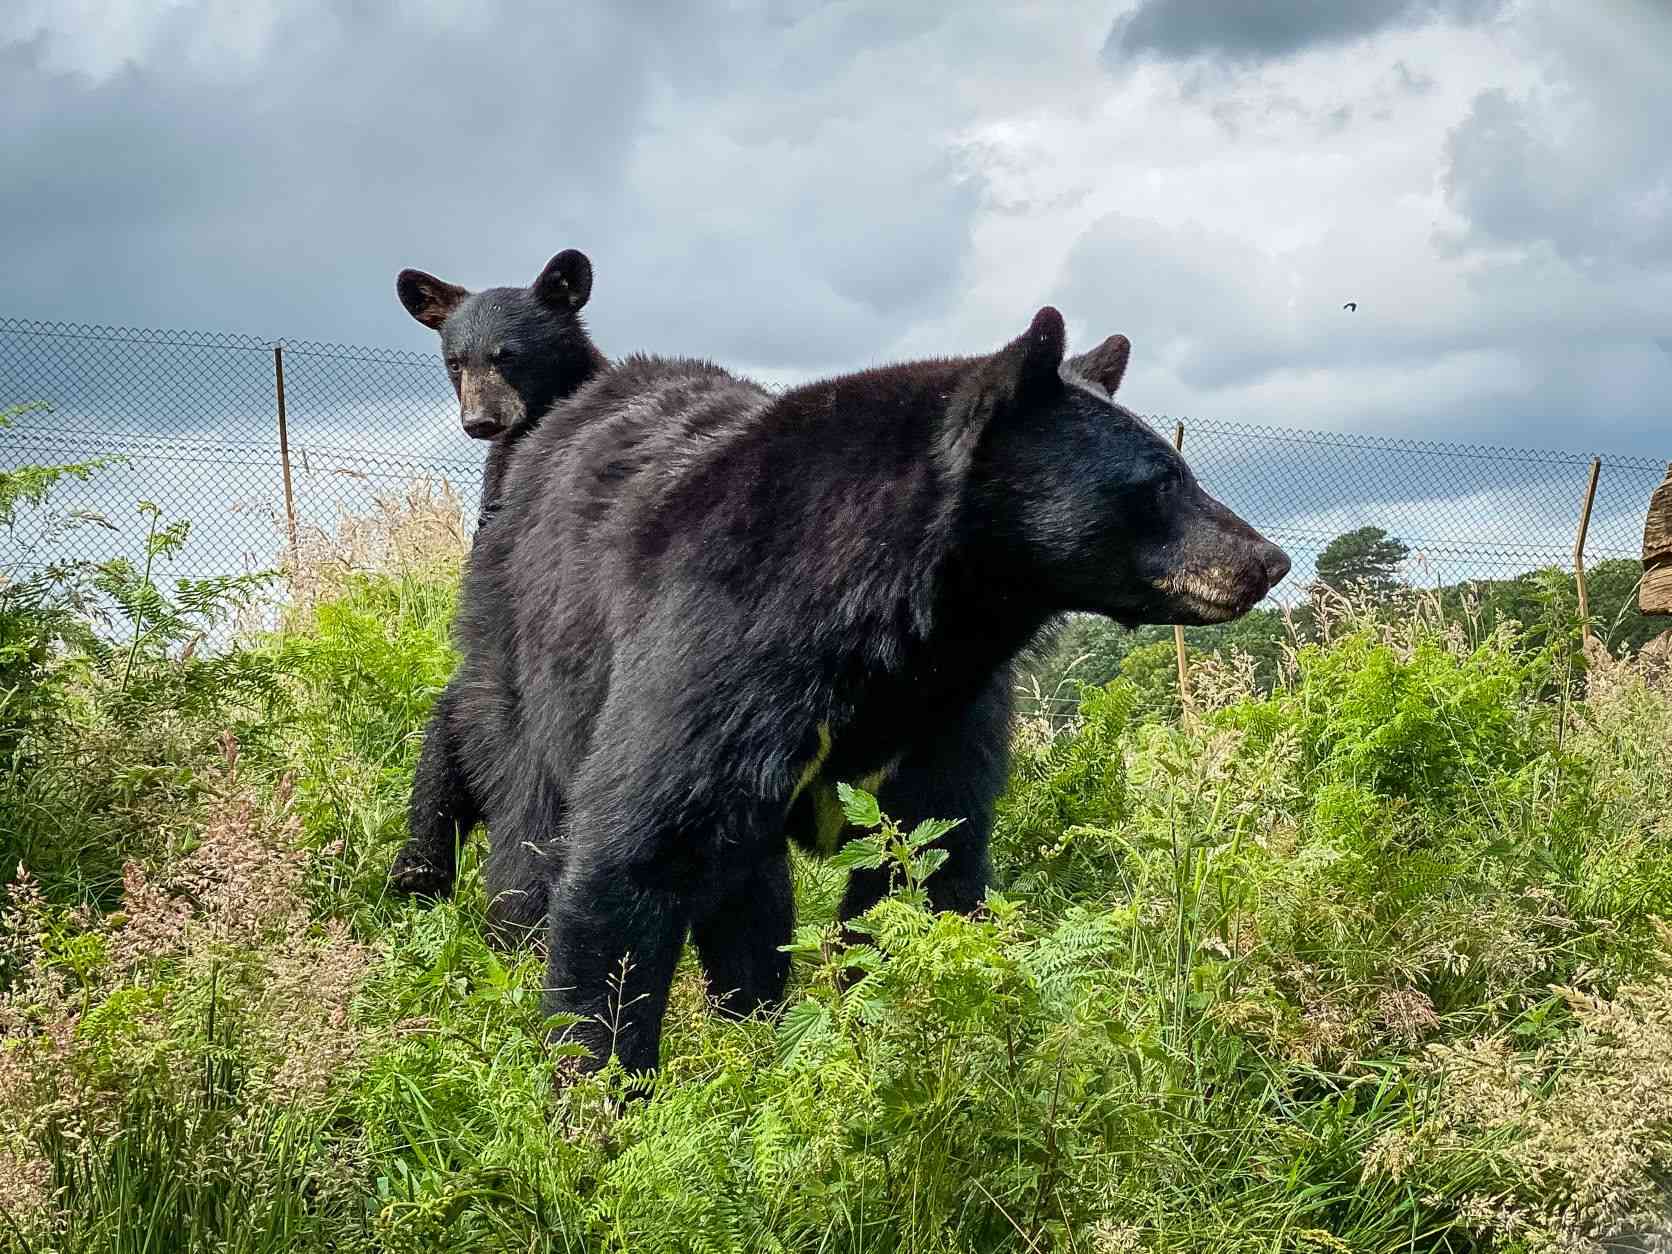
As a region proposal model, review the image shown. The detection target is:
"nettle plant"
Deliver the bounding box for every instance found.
[1,403,120,753]
[2,404,289,903]
[780,783,1017,1064]
[3,403,283,733]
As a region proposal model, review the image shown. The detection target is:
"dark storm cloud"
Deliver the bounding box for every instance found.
[1106,0,1506,66]
[0,5,652,343]
[0,1,992,372]
[6,0,1671,488]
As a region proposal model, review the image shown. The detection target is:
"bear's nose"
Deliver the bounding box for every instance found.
[1259,542,1291,587]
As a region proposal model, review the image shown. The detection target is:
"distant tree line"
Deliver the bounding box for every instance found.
[1020,526,1663,718]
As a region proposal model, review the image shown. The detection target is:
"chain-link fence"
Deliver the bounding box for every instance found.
[1,318,477,584]
[3,314,1667,605]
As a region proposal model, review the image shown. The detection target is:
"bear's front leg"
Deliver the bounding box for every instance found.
[540,672,794,1075]
[543,852,694,1077]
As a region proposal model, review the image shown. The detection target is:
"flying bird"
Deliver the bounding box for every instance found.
[1342,301,1357,311]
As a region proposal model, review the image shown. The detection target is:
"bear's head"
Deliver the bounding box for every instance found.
[952,307,1289,628]
[395,250,595,440]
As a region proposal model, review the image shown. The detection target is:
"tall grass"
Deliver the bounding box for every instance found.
[4,469,1672,1252]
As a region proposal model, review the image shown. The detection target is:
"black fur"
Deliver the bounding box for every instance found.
[389,251,609,898]
[450,308,1290,1075]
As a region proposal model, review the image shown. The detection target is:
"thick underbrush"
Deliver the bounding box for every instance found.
[4,469,1672,1252]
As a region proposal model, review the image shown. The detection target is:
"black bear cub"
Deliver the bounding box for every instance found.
[450,306,1290,1079]
[388,249,608,898]
[395,248,608,527]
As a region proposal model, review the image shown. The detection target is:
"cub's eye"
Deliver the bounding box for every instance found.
[491,345,515,364]
[444,356,461,373]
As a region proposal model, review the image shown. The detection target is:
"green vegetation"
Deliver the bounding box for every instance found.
[4,441,1672,1252]
[1314,526,1410,596]
[1021,540,1661,723]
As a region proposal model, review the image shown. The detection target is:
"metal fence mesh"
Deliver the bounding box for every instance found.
[3,315,1667,602]
[1,318,478,582]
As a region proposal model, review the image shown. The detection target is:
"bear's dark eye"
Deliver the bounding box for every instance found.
[1153,462,1188,498]
[445,356,461,373]
[492,345,515,364]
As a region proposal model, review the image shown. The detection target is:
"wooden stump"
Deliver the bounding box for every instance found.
[1644,464,1672,615]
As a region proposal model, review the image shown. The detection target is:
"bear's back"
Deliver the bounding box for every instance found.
[555,354,774,545]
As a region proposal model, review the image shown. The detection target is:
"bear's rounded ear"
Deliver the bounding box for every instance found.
[1067,333,1131,397]
[943,306,1068,457]
[396,269,469,331]
[533,249,593,311]
[1014,306,1067,389]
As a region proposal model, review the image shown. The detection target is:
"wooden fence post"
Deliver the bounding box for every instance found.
[1641,462,1672,616]
[1573,456,1601,647]
[1171,421,1192,715]
[273,344,299,563]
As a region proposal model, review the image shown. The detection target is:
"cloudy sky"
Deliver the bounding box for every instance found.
[5,0,1669,454]
[3,0,1670,600]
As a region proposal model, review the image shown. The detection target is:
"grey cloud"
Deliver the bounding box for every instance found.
[1106,0,1506,66]
[1392,60,1434,93]
[1440,86,1672,274]
[1,3,654,345]
[0,0,996,374]
[6,0,1671,481]
[611,135,984,372]
[1048,1,1672,460]
[1050,211,1291,391]
[1420,3,1672,453]
[1049,205,1672,456]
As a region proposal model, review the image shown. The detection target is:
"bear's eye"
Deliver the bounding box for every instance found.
[444,356,461,373]
[491,345,515,364]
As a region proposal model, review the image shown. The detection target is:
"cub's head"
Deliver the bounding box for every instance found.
[395,249,597,440]
[953,307,1289,627]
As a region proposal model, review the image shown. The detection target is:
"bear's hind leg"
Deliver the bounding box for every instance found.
[543,853,695,1077]
[836,676,1011,928]
[482,773,565,949]
[691,852,795,1019]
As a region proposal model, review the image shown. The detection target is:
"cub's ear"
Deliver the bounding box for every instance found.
[533,249,593,311]
[396,269,469,330]
[1067,333,1131,397]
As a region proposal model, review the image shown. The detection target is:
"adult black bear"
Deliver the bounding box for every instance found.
[388,249,608,898]
[453,307,1290,1076]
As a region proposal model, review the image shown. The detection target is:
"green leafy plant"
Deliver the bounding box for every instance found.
[2,409,285,907]
[8,489,1672,1254]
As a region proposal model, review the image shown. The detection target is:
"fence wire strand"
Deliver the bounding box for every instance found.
[2,315,1666,598]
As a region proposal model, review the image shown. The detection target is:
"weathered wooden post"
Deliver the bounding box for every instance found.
[274,344,299,564]
[1641,462,1672,617]
[1170,421,1192,716]
[1573,457,1601,646]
